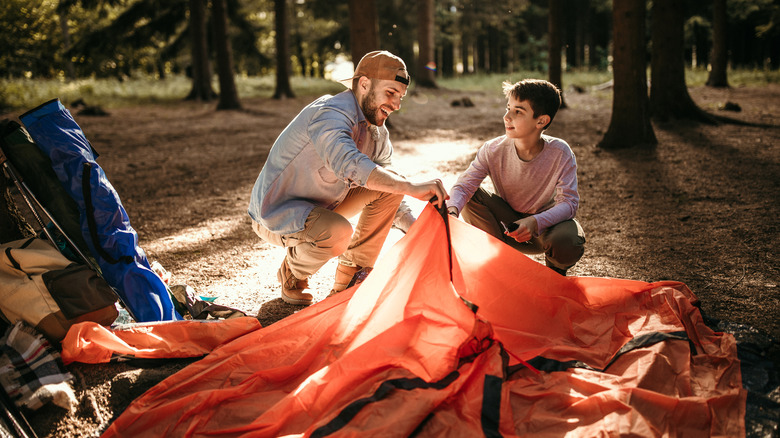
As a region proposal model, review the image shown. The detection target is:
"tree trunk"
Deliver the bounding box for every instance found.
[57,4,76,81]
[212,0,242,110]
[186,0,216,101]
[157,59,166,80]
[548,0,567,108]
[488,26,507,73]
[649,0,713,123]
[441,39,454,77]
[348,0,379,66]
[292,3,307,77]
[706,0,729,87]
[476,34,487,73]
[416,0,437,88]
[598,0,656,149]
[273,0,295,99]
[459,10,473,74]
[573,0,589,68]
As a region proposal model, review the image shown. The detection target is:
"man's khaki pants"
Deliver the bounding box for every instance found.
[461,188,585,272]
[253,187,404,280]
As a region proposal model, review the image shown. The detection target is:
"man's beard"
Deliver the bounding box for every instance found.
[360,85,384,126]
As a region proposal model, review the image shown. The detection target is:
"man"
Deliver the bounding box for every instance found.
[248,50,448,305]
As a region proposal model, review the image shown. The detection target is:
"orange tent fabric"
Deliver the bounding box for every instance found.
[96,205,744,437]
[61,318,261,364]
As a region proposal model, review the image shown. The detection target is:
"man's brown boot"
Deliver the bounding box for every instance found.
[277,259,313,305]
[328,263,372,297]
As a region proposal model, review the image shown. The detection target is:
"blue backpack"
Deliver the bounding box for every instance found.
[20,99,180,322]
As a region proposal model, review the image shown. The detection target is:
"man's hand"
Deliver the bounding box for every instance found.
[366,168,448,208]
[408,179,449,208]
[505,216,537,243]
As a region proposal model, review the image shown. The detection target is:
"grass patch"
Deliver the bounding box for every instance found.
[438,70,614,94]
[685,68,780,87]
[2,68,776,112]
[0,75,345,112]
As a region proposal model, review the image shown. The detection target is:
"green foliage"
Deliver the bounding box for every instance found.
[728,0,774,21]
[2,0,779,83]
[0,0,60,78]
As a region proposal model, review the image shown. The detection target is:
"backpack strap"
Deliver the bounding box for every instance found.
[4,237,36,279]
[81,162,132,265]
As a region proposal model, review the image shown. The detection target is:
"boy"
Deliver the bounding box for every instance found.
[446,79,585,275]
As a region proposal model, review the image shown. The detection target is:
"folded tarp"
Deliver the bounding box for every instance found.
[60,317,261,364]
[19,99,180,322]
[94,205,744,437]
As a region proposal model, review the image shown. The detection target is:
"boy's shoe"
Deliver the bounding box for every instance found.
[328,264,373,297]
[347,266,373,288]
[545,260,568,276]
[277,259,313,305]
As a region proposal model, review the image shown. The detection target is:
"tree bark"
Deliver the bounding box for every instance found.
[598,0,656,149]
[292,3,307,77]
[706,0,729,87]
[416,0,437,88]
[273,0,295,99]
[649,0,713,123]
[186,0,216,101]
[476,34,487,73]
[348,0,379,66]
[548,0,567,108]
[212,0,242,110]
[57,3,76,81]
[574,0,590,68]
[441,38,454,77]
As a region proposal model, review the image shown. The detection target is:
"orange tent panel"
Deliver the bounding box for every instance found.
[63,205,743,437]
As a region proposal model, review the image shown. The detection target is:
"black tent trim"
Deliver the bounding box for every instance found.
[509,330,691,376]
[312,370,462,437]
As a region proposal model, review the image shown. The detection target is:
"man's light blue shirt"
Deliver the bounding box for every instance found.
[248,90,393,235]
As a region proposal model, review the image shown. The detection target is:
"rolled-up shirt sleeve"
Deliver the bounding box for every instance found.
[532,152,579,234]
[308,107,377,186]
[447,141,491,213]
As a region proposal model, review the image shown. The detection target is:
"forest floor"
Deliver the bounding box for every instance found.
[5,81,778,436]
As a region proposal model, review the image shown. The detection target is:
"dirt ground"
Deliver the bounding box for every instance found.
[8,81,779,436]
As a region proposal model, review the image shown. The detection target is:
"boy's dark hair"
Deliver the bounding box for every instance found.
[502,79,561,130]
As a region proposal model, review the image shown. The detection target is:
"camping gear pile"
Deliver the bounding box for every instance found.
[0,236,117,342]
[15,99,180,323]
[1,100,181,328]
[0,99,188,433]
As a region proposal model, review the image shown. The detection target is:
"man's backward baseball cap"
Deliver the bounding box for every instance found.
[341,50,410,88]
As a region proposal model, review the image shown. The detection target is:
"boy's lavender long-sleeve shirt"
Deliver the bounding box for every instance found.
[447,134,579,234]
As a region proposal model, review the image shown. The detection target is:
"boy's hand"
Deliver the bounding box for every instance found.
[505,217,537,243]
